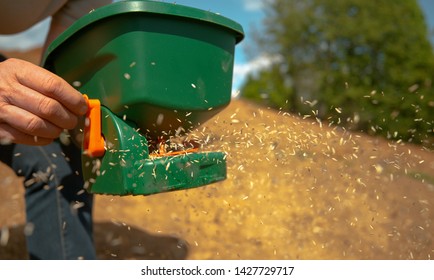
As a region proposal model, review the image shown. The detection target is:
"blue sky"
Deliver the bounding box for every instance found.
[0,0,433,93]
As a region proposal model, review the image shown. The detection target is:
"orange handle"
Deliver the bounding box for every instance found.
[83,95,105,157]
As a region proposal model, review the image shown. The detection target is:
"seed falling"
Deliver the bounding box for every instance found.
[155,114,164,126]
[72,81,82,87]
[0,227,9,246]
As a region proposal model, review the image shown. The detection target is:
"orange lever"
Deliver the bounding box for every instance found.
[83,94,105,157]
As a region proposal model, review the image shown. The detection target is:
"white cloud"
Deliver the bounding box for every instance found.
[242,0,265,12]
[232,54,281,97]
[234,55,274,80]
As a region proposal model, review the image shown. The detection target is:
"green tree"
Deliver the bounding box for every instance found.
[242,0,434,146]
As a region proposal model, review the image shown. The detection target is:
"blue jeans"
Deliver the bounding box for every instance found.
[0,141,95,259]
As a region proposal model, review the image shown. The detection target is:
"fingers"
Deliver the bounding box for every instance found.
[0,58,88,145]
[9,83,79,130]
[11,59,88,116]
[0,123,53,146]
[0,103,63,138]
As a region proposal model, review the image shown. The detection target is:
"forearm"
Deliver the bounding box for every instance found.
[43,0,112,52]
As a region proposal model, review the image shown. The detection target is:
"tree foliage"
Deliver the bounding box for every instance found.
[241,0,434,146]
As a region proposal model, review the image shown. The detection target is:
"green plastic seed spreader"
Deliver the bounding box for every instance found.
[42,0,244,196]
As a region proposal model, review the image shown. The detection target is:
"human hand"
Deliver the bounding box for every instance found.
[0,58,88,146]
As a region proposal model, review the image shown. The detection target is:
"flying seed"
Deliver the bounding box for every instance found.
[0,227,9,246]
[156,114,164,125]
[23,223,35,236]
[72,81,82,87]
[72,202,85,210]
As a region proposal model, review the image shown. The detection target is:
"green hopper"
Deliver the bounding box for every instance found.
[42,0,244,196]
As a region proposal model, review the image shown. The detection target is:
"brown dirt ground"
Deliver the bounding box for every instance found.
[1,49,433,260]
